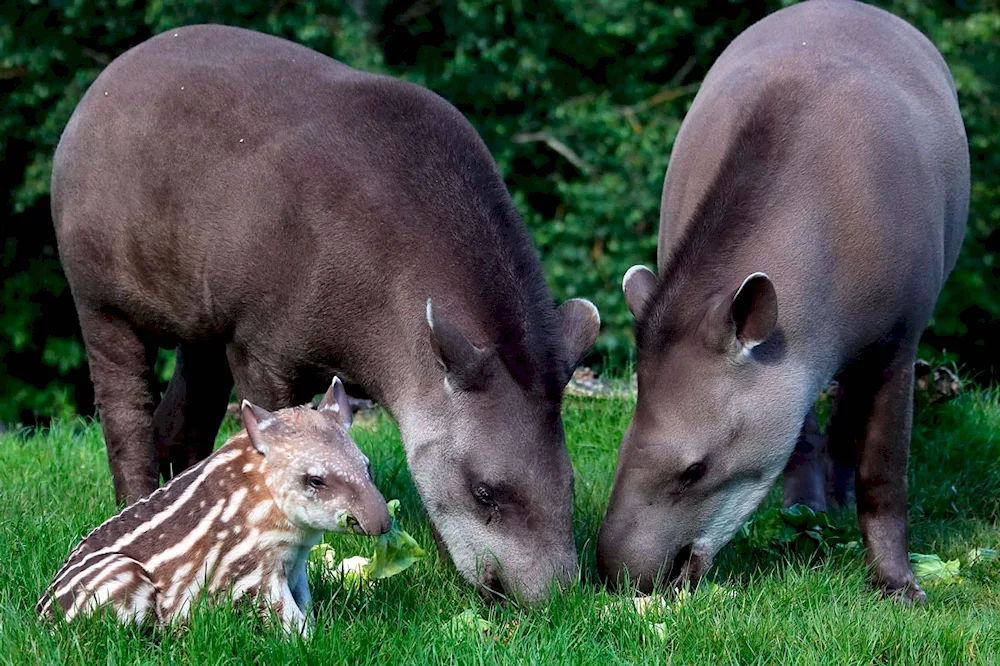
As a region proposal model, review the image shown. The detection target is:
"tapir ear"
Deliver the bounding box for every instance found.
[730,272,777,350]
[426,298,494,392]
[317,376,353,429]
[241,400,275,455]
[557,298,600,379]
[622,265,658,319]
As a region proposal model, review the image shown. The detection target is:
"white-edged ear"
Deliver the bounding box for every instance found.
[731,272,777,350]
[317,376,353,429]
[241,399,275,455]
[622,265,658,319]
[557,298,601,380]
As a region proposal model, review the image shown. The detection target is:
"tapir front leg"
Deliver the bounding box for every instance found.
[782,408,828,512]
[844,347,925,603]
[153,343,234,481]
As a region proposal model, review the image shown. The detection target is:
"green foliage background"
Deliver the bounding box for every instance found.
[1,0,997,423]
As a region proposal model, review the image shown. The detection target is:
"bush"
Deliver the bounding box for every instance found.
[1,0,997,423]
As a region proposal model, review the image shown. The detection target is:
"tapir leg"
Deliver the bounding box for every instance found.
[77,307,159,505]
[153,343,234,482]
[781,408,828,511]
[825,385,858,508]
[226,342,296,411]
[837,347,924,602]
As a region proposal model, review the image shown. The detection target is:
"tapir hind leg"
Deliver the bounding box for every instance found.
[154,342,234,481]
[77,307,159,505]
[834,345,924,603]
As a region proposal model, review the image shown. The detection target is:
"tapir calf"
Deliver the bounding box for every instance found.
[52,25,600,602]
[38,379,389,634]
[598,0,968,601]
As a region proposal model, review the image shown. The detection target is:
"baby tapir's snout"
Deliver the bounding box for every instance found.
[349,484,392,536]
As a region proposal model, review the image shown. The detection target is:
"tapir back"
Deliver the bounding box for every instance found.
[52,24,552,394]
[658,0,969,363]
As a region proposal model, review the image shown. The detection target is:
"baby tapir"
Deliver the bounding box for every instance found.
[598,0,969,602]
[37,378,390,633]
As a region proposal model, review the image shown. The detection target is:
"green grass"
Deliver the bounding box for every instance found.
[2,392,999,665]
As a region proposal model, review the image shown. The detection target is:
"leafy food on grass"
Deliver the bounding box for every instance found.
[910,553,962,585]
[313,499,427,586]
[446,609,495,637]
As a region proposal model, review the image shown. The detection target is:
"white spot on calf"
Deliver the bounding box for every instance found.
[247,500,275,525]
[221,487,248,522]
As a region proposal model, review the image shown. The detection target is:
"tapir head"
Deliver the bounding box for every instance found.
[598,265,810,592]
[241,377,392,537]
[406,297,600,604]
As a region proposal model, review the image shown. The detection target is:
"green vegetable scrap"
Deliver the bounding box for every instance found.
[365,499,428,579]
[966,548,998,567]
[909,553,962,585]
[739,504,855,554]
[446,609,494,637]
[312,499,428,586]
[335,512,359,531]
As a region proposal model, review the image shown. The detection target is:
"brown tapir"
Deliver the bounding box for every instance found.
[597,0,968,602]
[51,25,601,603]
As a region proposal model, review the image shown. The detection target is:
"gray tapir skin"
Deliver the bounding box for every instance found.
[52,25,601,603]
[597,0,968,601]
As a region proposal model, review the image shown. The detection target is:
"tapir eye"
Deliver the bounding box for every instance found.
[307,475,326,489]
[472,483,497,507]
[679,462,707,487]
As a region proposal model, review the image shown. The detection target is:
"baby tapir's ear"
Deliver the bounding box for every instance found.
[317,376,353,430]
[241,400,275,455]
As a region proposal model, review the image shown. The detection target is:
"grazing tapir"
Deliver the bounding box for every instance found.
[38,378,391,634]
[597,0,968,602]
[52,25,600,603]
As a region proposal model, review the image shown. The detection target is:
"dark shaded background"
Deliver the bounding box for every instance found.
[1,0,997,424]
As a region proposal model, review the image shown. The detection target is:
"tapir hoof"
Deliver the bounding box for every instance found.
[881,578,928,605]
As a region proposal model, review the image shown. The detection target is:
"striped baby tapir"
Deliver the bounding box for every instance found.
[37,377,391,634]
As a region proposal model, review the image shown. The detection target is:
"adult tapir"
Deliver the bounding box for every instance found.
[597,0,968,602]
[52,25,601,602]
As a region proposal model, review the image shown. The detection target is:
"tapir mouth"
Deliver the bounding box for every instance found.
[666,543,710,590]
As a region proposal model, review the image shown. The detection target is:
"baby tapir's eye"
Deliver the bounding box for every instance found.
[306,475,326,489]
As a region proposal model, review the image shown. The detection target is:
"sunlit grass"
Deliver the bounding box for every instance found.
[1,391,998,664]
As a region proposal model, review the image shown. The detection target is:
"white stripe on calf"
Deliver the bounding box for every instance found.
[51,450,243,589]
[209,529,262,588]
[221,488,249,523]
[146,498,226,572]
[63,558,135,621]
[51,552,127,613]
